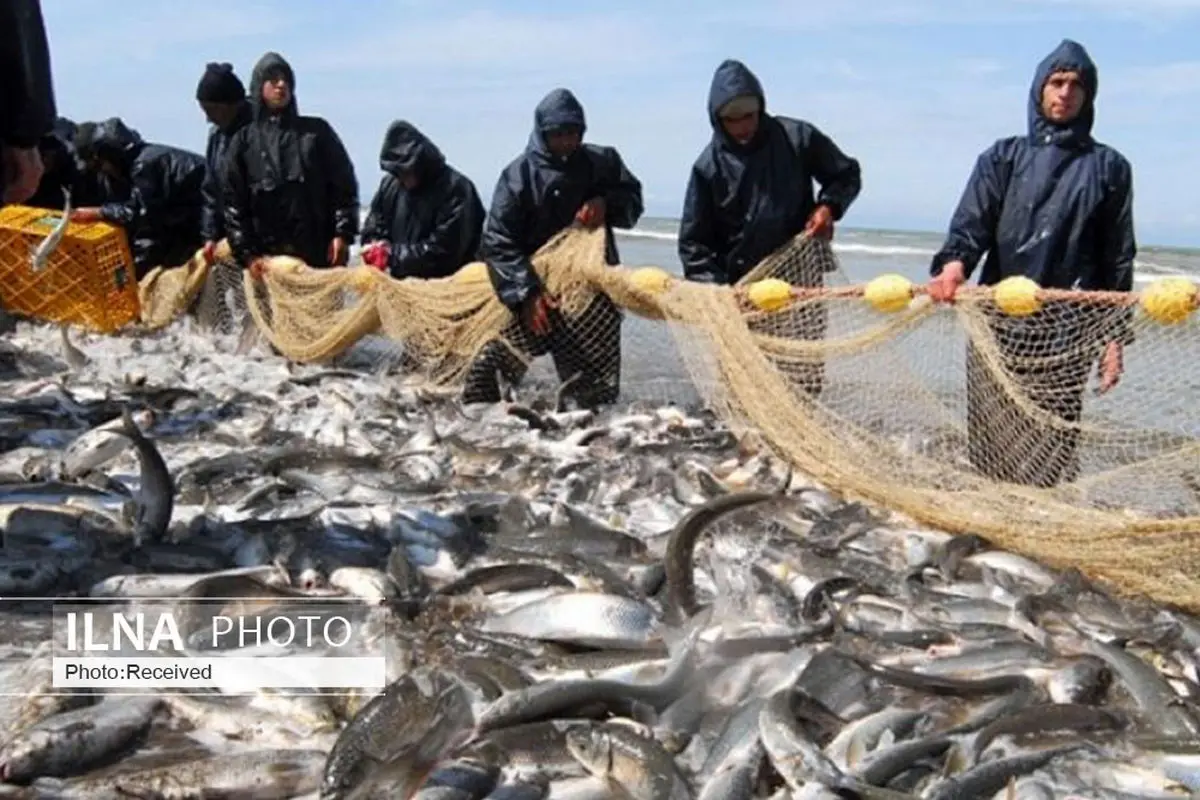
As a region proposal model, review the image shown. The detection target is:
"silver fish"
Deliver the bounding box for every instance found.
[28,187,72,273]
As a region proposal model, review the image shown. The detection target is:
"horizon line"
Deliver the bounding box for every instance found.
[630,215,1199,252]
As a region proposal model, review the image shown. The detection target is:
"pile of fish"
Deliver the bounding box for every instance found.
[0,316,1198,799]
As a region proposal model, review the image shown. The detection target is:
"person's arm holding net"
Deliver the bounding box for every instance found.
[482,166,551,333]
[220,131,261,274]
[198,133,225,261]
[1094,153,1136,393]
[797,123,862,241]
[678,165,725,284]
[591,148,643,232]
[317,119,359,267]
[928,143,1011,302]
[359,175,395,269]
[391,184,481,278]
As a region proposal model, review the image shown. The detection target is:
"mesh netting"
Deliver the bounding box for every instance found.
[135,228,1200,612]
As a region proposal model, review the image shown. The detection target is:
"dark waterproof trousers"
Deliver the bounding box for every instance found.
[461,293,623,407]
[964,306,1108,488]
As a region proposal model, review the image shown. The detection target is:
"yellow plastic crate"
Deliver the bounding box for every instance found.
[0,204,139,333]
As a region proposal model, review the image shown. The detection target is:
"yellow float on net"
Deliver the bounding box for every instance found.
[1140,276,1198,325]
[212,239,233,263]
[863,274,914,313]
[992,276,1043,317]
[746,278,794,313]
[348,266,379,293]
[453,262,490,284]
[629,267,674,295]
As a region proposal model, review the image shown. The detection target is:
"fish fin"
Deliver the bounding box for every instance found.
[599,777,629,799]
[941,740,969,777]
[774,460,793,495]
[119,499,137,530]
[845,735,866,768]
[234,319,260,355]
[419,403,441,444]
[496,368,517,404]
[555,372,582,411]
[110,782,159,799]
[453,399,481,422]
[507,403,553,431]
[201,486,218,515]
[876,728,895,750]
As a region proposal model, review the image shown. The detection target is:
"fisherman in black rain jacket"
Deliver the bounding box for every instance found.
[71,117,206,279]
[221,51,359,273]
[195,62,251,265]
[461,88,644,407]
[0,0,57,206]
[678,59,862,286]
[679,59,862,398]
[927,38,1136,488]
[359,120,484,279]
[27,117,116,210]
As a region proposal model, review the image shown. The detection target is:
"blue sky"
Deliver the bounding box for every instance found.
[41,0,1200,247]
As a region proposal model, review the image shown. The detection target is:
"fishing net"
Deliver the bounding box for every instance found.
[135,228,1200,612]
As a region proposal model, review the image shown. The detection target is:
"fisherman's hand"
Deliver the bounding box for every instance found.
[523,293,558,337]
[248,258,270,280]
[361,241,390,271]
[803,204,835,240]
[928,261,966,303]
[69,207,102,223]
[201,241,218,265]
[575,197,606,229]
[1097,341,1123,395]
[2,146,44,205]
[328,237,349,267]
